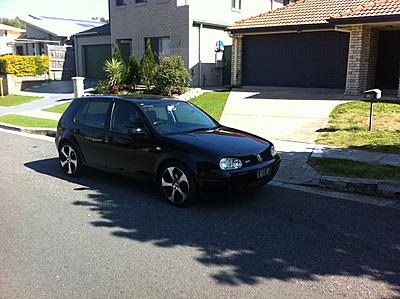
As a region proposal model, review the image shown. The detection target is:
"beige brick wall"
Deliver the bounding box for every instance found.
[345,25,379,95]
[110,0,190,67]
[231,34,242,86]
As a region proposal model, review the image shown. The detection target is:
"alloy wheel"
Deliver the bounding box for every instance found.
[161,167,190,203]
[59,144,78,175]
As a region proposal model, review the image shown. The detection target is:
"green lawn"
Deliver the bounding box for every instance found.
[42,101,71,113]
[0,114,58,128]
[190,91,230,121]
[0,95,42,107]
[309,157,400,181]
[316,101,400,154]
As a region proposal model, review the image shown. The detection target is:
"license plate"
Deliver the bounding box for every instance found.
[257,167,271,179]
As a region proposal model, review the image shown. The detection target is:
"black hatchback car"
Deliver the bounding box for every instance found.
[56,96,280,206]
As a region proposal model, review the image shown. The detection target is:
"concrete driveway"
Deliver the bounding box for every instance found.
[220,86,347,144]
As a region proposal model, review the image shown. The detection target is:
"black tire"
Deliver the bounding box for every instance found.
[159,161,198,207]
[58,142,84,177]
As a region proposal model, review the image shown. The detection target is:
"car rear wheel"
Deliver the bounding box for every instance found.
[59,142,83,177]
[159,162,198,207]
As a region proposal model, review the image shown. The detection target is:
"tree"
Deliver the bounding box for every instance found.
[112,46,125,66]
[155,55,192,96]
[126,52,139,86]
[0,18,26,29]
[139,39,157,90]
[111,46,126,84]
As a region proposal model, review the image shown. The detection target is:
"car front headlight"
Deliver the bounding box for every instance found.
[270,145,277,157]
[219,158,242,170]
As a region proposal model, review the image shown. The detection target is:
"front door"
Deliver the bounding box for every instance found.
[72,99,112,168]
[105,101,158,178]
[375,31,400,90]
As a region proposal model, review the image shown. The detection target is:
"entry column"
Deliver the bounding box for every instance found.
[345,25,379,95]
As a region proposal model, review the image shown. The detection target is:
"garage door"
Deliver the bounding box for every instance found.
[242,32,349,88]
[84,44,112,79]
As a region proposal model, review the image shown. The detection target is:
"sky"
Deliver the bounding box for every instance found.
[0,0,109,20]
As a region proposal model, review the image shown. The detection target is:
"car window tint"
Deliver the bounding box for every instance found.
[74,101,89,125]
[111,102,143,133]
[82,101,111,129]
[174,104,211,126]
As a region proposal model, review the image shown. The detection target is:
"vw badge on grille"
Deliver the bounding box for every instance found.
[256,154,263,163]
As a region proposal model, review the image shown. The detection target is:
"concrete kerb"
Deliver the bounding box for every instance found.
[0,123,56,138]
[304,175,400,200]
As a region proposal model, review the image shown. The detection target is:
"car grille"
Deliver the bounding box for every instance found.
[240,148,272,167]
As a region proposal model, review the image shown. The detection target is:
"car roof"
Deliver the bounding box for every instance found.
[78,95,186,105]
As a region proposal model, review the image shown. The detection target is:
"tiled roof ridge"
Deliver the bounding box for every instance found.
[331,0,392,18]
[230,0,304,28]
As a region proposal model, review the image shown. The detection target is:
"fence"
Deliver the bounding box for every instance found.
[48,45,76,80]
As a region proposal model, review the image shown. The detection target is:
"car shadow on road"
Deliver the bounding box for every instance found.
[25,158,400,294]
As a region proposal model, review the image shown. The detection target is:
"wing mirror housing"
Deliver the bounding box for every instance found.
[128,127,147,136]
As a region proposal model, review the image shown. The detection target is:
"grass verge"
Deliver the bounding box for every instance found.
[0,95,42,107]
[42,102,71,113]
[0,114,58,128]
[309,157,400,181]
[190,91,230,121]
[316,101,400,154]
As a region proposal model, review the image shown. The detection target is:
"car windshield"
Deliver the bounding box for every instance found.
[139,102,218,135]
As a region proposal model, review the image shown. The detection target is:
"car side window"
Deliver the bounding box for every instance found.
[74,101,111,129]
[111,102,144,134]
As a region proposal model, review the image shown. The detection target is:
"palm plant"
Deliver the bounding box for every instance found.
[103,58,125,90]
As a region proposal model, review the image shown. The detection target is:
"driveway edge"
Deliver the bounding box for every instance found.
[0,123,56,137]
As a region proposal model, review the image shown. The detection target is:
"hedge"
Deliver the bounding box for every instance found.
[0,55,49,77]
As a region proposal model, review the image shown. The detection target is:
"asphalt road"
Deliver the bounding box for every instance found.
[0,130,399,299]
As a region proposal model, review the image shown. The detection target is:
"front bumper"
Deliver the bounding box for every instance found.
[197,156,281,192]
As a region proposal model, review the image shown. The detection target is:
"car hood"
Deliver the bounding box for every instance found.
[164,126,271,156]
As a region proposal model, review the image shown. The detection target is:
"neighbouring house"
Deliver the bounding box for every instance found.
[74,0,294,84]
[15,15,105,56]
[0,23,25,55]
[228,0,400,98]
[11,15,106,80]
[74,24,111,79]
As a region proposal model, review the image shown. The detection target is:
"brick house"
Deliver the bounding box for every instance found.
[228,0,400,98]
[74,0,295,85]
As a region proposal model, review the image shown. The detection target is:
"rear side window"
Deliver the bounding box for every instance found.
[74,100,111,129]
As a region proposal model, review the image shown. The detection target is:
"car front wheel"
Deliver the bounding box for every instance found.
[159,162,198,207]
[59,142,83,177]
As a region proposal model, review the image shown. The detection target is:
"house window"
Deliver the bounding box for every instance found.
[135,0,147,3]
[232,0,241,10]
[283,0,290,5]
[116,0,128,6]
[145,37,171,62]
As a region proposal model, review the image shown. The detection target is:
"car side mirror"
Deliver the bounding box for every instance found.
[128,126,147,136]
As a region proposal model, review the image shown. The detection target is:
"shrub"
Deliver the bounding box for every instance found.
[103,58,125,90]
[154,55,192,96]
[139,40,157,90]
[93,80,111,94]
[126,52,139,86]
[0,55,49,77]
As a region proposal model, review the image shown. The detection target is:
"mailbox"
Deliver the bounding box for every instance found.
[364,89,382,102]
